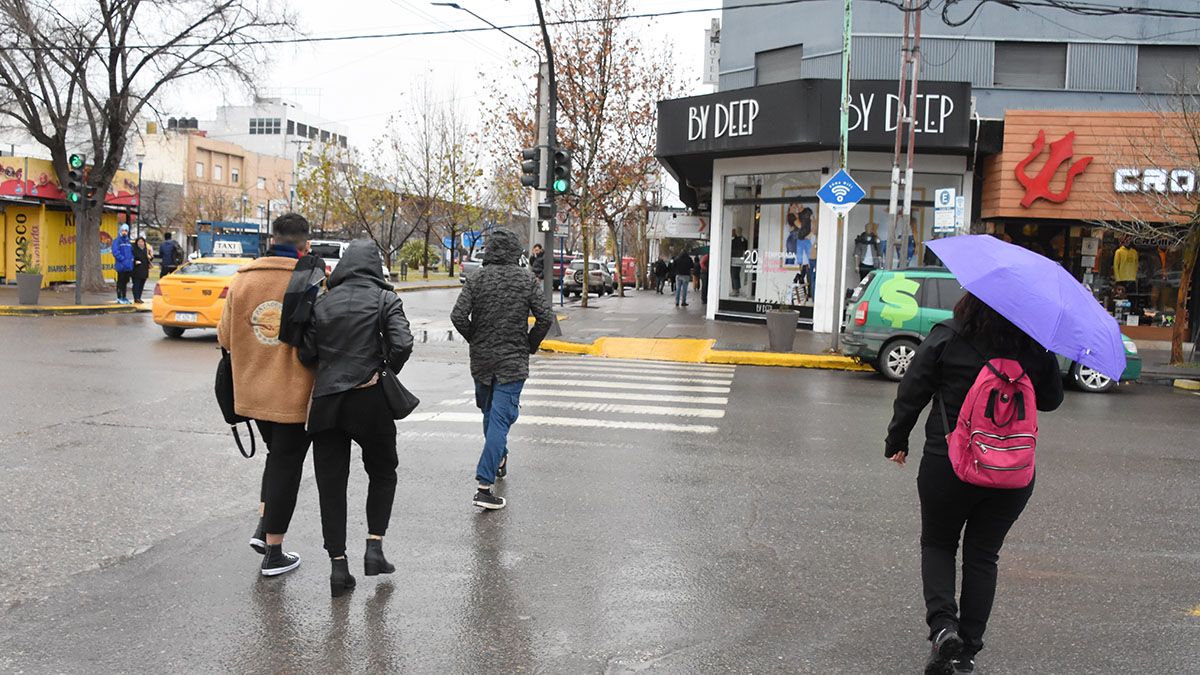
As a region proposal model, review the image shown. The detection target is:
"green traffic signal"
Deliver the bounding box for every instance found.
[68,192,80,203]
[553,178,568,194]
[68,153,84,169]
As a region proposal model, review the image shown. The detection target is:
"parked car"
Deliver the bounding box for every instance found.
[551,253,572,289]
[841,267,1142,392]
[310,239,392,281]
[606,256,637,287]
[152,257,254,338]
[562,259,614,297]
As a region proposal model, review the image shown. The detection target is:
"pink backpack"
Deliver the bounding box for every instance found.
[940,358,1038,489]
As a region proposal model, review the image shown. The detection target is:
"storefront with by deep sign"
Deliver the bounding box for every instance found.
[656,78,977,331]
[979,110,1200,343]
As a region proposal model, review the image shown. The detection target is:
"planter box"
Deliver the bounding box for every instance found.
[765,309,799,352]
[16,273,43,305]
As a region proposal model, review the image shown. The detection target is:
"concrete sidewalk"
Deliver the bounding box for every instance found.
[0,283,151,316]
[539,288,869,370]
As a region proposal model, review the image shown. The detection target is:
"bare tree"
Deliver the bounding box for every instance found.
[390,81,448,279]
[438,97,489,277]
[486,0,677,306]
[1093,87,1200,364]
[0,0,293,291]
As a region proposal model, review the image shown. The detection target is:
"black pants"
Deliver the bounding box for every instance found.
[255,421,311,536]
[918,453,1034,657]
[116,270,132,299]
[161,265,177,277]
[311,386,398,559]
[132,277,147,303]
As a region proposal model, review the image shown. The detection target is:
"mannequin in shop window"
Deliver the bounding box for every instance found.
[854,223,884,280]
[1113,237,1139,296]
[730,227,749,297]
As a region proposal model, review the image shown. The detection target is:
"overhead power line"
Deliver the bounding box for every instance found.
[1,0,1198,53]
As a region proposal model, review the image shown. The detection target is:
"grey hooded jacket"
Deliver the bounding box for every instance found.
[300,240,414,398]
[451,228,554,384]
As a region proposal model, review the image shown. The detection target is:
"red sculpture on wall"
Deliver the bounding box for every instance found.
[1014,130,1093,208]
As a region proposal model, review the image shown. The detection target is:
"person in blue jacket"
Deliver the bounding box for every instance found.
[112,224,135,304]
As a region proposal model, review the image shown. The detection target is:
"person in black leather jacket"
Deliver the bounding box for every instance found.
[884,292,1063,675]
[300,239,413,597]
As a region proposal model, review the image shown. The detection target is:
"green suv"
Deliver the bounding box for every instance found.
[841,268,1142,393]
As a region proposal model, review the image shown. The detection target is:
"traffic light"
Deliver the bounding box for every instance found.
[537,201,553,232]
[520,147,540,189]
[66,153,85,204]
[551,148,571,194]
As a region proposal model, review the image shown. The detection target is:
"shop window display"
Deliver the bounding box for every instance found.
[721,171,822,316]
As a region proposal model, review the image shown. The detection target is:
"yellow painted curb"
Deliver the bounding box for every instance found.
[394,282,462,293]
[0,304,146,316]
[705,350,874,371]
[1174,379,1200,391]
[539,336,870,371]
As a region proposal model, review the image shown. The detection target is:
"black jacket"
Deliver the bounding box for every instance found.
[300,240,414,399]
[132,245,151,280]
[451,228,554,384]
[885,321,1064,457]
[530,251,545,279]
[672,252,694,277]
[652,259,668,277]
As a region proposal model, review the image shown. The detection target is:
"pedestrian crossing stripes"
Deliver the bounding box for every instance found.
[405,411,718,434]
[403,356,737,435]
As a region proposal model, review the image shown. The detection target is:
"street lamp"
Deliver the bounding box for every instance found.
[241,194,248,222]
[135,152,145,239]
[431,2,541,58]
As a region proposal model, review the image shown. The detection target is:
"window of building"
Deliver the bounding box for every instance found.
[755,44,804,86]
[993,42,1067,89]
[309,126,319,140]
[320,130,330,143]
[338,134,347,149]
[257,205,265,219]
[277,180,285,193]
[248,117,282,135]
[257,176,266,190]
[213,164,223,182]
[195,161,204,178]
[286,120,295,136]
[230,168,239,184]
[1136,45,1200,92]
[296,122,308,138]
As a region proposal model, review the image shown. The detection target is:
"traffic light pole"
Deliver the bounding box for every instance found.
[534,0,561,337]
[74,199,83,305]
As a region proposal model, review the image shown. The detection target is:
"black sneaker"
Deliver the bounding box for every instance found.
[249,518,266,554]
[473,488,506,510]
[261,544,302,576]
[925,628,964,675]
[496,456,508,480]
[953,657,976,673]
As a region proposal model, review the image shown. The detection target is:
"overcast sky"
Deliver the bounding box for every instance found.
[159,0,720,151]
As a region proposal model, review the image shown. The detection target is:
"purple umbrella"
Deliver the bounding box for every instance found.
[927,235,1126,380]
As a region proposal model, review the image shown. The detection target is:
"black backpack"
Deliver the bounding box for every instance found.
[215,348,257,458]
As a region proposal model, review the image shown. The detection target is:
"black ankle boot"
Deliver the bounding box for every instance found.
[364,539,395,576]
[330,558,356,598]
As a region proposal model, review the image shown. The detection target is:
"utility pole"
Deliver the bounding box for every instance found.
[886,0,922,271]
[534,0,562,335]
[830,0,853,352]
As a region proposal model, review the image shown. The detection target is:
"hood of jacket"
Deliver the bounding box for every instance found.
[483,228,522,266]
[328,239,390,290]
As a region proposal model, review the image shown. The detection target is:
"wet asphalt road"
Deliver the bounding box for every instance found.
[1,288,1198,674]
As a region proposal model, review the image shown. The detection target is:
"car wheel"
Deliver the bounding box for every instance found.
[162,326,186,339]
[1072,362,1116,393]
[878,339,918,382]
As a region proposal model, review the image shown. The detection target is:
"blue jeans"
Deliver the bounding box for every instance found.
[675,275,690,305]
[474,378,524,486]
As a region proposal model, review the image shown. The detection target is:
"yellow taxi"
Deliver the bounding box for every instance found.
[152,257,254,338]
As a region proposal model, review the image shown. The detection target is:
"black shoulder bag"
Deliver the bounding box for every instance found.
[376,293,420,420]
[215,348,257,458]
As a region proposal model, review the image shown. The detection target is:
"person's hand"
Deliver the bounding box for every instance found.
[888,451,907,467]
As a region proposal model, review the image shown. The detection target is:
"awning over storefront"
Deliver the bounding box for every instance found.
[656,78,974,210]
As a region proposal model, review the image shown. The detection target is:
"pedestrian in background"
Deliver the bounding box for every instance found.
[218,213,319,578]
[652,255,668,294]
[159,232,181,276]
[301,240,414,597]
[530,243,545,282]
[884,293,1063,675]
[672,249,694,307]
[112,224,134,304]
[131,236,151,304]
[451,228,554,510]
[699,252,710,304]
[666,255,676,293]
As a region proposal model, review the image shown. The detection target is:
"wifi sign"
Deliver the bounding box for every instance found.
[817,169,865,214]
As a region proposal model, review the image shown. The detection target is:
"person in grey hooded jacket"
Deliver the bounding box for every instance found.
[451,228,554,510]
[300,239,413,596]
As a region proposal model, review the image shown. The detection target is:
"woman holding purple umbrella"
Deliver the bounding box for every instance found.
[884,292,1064,675]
